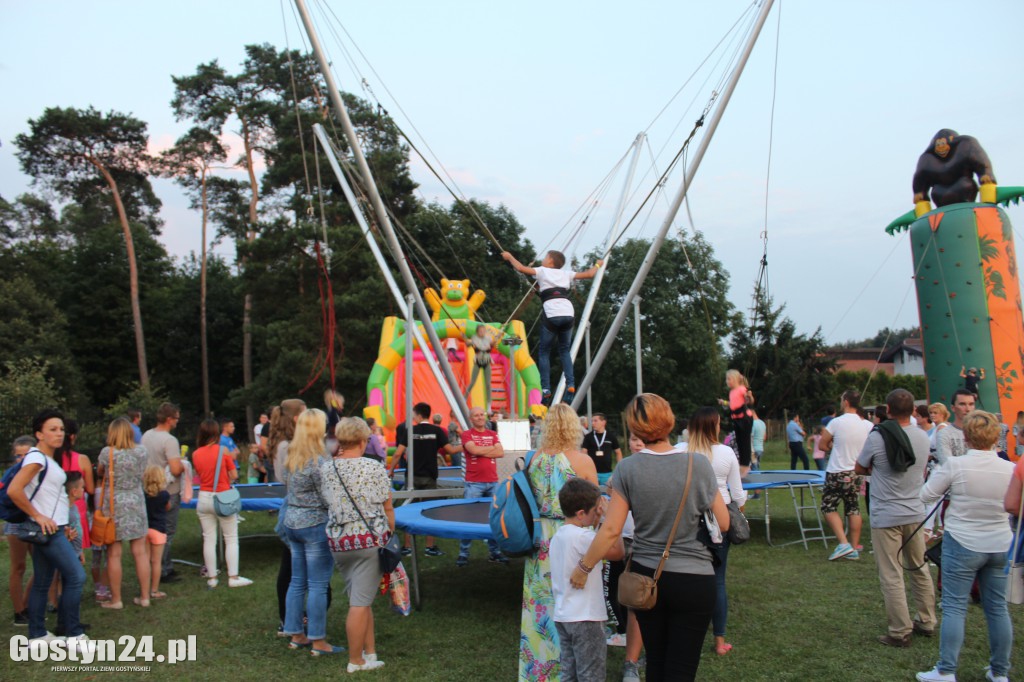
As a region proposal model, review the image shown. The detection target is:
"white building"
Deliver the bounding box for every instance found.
[881,338,925,377]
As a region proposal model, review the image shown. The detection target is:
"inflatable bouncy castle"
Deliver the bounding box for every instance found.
[363,278,546,440]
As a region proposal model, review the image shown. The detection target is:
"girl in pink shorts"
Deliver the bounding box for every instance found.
[144,466,171,600]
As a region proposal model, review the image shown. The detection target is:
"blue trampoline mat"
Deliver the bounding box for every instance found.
[742,470,825,491]
[395,498,493,541]
[179,483,285,512]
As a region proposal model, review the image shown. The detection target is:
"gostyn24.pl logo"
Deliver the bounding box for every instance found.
[9,635,197,664]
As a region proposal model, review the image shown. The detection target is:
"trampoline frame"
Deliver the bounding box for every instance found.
[742,470,830,549]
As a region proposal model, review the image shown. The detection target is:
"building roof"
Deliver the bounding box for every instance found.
[880,337,924,363]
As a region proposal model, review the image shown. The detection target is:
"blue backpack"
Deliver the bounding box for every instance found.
[489,451,540,557]
[0,451,48,523]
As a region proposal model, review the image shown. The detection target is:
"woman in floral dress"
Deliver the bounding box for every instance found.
[97,418,151,608]
[519,404,597,681]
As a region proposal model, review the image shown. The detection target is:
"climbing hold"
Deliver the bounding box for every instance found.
[949,292,957,298]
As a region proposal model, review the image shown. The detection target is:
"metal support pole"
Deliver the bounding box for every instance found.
[584,324,593,421]
[295,0,470,425]
[634,298,643,394]
[506,331,522,420]
[553,133,646,405]
[312,124,467,430]
[571,0,776,411]
[405,294,415,492]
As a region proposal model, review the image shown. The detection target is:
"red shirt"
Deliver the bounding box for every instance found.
[463,428,500,483]
[192,444,236,493]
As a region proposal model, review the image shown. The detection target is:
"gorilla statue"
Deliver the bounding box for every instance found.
[912,129,995,216]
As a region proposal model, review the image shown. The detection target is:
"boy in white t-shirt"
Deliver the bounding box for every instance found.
[502,249,601,404]
[550,478,624,682]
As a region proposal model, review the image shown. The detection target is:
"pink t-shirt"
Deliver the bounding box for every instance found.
[729,386,750,416]
[463,429,500,483]
[810,434,825,459]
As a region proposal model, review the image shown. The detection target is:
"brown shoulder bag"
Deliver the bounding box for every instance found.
[90,448,117,546]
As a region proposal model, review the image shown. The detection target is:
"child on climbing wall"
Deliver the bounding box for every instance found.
[501,250,602,404]
[960,365,985,402]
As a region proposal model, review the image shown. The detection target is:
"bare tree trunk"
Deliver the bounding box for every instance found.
[242,124,259,436]
[94,160,149,387]
[200,168,211,417]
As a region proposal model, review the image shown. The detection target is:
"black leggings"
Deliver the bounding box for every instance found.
[277,544,332,624]
[732,415,753,466]
[631,563,715,682]
[788,441,810,470]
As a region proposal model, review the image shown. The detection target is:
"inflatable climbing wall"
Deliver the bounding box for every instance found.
[909,202,1024,423]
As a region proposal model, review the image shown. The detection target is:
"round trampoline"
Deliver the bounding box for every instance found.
[394,498,493,541]
[179,483,285,512]
[739,470,827,548]
[743,470,825,490]
[392,466,465,490]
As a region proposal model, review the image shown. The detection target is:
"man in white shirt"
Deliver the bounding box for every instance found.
[934,389,975,465]
[502,249,601,404]
[819,389,874,561]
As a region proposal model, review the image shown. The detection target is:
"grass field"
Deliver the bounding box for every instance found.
[1,442,1022,680]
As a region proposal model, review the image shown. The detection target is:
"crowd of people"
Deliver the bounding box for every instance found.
[3,403,255,650]
[3,366,1022,681]
[512,373,1022,682]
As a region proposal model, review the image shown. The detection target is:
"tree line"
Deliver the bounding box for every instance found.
[0,43,921,455]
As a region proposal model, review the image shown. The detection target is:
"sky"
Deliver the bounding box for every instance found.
[3,0,1024,348]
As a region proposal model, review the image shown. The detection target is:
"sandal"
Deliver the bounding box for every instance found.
[100,601,123,610]
[288,640,312,650]
[133,597,150,608]
[150,591,167,600]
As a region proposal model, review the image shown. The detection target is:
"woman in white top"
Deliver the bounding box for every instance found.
[685,406,747,657]
[917,410,1014,682]
[6,409,86,644]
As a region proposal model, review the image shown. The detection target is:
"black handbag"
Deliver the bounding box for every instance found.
[18,479,61,545]
[17,518,53,545]
[332,460,400,574]
[899,494,947,570]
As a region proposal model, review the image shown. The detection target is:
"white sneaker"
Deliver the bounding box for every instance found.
[65,634,91,654]
[916,667,957,682]
[985,667,1008,682]
[207,578,218,589]
[347,659,385,673]
[30,632,66,644]
[229,576,253,588]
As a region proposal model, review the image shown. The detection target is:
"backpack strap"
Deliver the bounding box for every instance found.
[25,450,49,504]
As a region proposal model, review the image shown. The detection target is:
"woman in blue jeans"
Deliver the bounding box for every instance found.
[281,408,342,656]
[685,406,747,657]
[917,410,1015,682]
[7,409,86,644]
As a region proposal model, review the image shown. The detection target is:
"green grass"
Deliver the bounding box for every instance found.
[1,441,1022,680]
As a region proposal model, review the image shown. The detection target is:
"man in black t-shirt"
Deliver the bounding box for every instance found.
[389,402,462,556]
[581,413,622,487]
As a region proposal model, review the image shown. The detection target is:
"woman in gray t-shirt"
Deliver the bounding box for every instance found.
[569,393,728,682]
